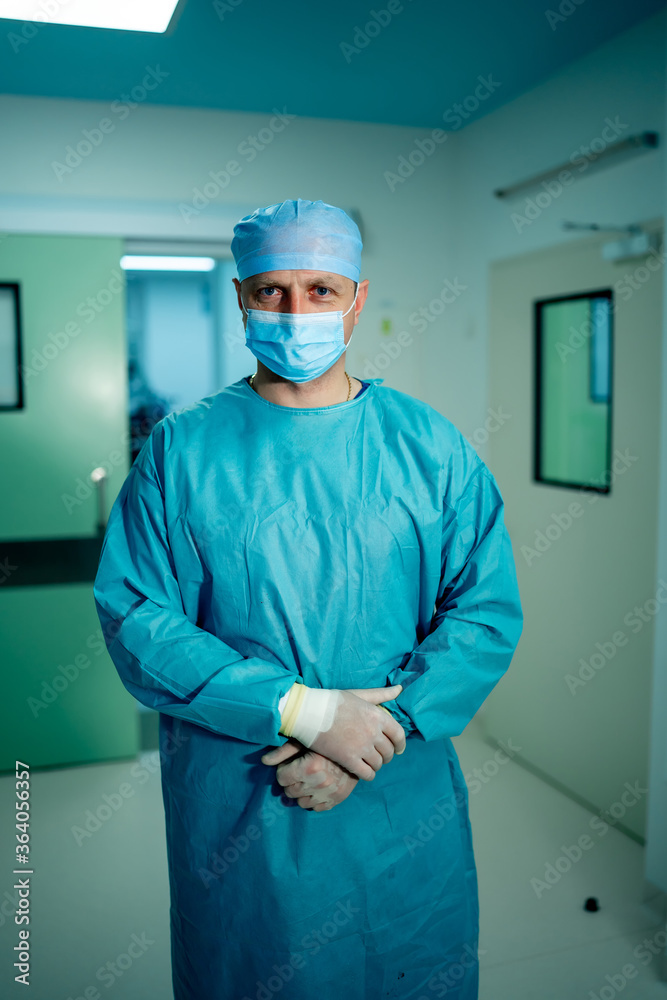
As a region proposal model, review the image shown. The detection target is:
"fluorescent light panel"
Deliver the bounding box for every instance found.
[121,256,216,272]
[0,0,179,32]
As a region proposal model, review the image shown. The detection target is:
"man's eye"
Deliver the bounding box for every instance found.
[315,287,331,296]
[258,287,278,297]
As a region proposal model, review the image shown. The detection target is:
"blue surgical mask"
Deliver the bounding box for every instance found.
[241,287,359,383]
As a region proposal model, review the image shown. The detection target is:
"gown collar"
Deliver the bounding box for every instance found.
[240,375,382,414]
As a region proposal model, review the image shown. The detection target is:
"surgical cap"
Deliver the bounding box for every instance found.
[231,199,362,283]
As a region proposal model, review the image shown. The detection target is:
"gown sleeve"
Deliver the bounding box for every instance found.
[93,424,297,747]
[383,462,523,741]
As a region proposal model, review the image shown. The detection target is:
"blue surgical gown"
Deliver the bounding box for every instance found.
[93,375,523,1000]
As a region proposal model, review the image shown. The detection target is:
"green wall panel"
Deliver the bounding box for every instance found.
[0,234,138,769]
[0,234,129,538]
[0,583,138,772]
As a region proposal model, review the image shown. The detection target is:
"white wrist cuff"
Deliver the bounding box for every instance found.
[289,688,340,748]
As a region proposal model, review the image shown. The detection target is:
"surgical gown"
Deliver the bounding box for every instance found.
[93,375,523,1000]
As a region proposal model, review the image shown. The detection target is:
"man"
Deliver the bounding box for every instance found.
[93,198,523,1000]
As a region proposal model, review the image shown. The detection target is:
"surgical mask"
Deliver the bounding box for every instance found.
[241,287,358,383]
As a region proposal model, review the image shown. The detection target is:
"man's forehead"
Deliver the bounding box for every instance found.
[243,270,350,287]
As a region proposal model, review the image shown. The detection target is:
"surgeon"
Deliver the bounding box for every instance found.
[93,198,523,1000]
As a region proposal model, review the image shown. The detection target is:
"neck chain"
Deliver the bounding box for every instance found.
[249,372,352,402]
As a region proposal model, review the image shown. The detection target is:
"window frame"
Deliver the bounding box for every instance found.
[533,287,614,495]
[0,282,24,411]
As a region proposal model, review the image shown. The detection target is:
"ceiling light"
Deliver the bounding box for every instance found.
[0,0,181,33]
[120,256,216,271]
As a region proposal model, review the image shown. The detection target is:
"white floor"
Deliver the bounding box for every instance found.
[0,716,665,1000]
[463,720,667,999]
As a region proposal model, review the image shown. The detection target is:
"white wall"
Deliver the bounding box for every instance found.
[645,6,667,897]
[435,6,665,450]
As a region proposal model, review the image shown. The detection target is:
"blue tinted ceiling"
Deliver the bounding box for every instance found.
[0,0,663,128]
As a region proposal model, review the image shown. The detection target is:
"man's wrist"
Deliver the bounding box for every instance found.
[279,682,307,737]
[279,686,340,747]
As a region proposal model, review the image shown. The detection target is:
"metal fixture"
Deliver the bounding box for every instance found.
[494,131,658,199]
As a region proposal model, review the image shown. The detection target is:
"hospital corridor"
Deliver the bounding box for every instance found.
[1,2,667,999]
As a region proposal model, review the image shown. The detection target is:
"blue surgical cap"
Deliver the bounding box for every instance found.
[231,199,362,282]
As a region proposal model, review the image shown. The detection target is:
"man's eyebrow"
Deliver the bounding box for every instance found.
[245,276,287,290]
[307,274,345,287]
[245,274,346,289]
[245,275,270,288]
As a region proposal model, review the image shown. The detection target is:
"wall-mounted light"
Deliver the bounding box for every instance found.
[120,256,216,272]
[494,131,658,200]
[561,221,663,263]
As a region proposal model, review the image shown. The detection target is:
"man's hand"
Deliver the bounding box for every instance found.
[262,739,358,812]
[262,682,408,808]
[280,684,406,781]
[308,686,405,780]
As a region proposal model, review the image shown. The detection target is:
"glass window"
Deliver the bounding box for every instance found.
[0,283,23,410]
[535,290,613,493]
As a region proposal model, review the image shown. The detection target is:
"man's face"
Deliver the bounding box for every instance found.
[233,270,369,345]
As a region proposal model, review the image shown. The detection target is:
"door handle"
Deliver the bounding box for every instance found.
[90,467,108,535]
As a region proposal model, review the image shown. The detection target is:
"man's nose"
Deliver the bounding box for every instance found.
[282,289,308,312]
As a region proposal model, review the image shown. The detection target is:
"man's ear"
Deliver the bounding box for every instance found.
[353,279,369,325]
[233,277,243,311]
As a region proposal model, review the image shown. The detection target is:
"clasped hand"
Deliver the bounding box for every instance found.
[261,738,359,812]
[262,686,406,811]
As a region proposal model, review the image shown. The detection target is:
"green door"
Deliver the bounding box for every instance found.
[0,234,139,771]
